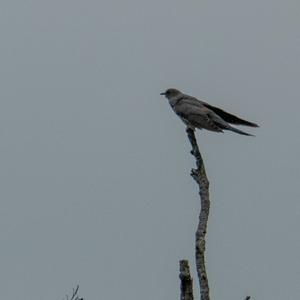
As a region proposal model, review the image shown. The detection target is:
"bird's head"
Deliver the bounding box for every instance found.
[160,88,182,99]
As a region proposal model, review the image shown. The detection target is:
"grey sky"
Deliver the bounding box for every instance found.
[0,0,300,299]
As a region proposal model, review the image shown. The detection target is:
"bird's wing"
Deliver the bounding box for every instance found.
[174,98,224,132]
[203,106,255,136]
[200,102,259,127]
[173,97,254,135]
[180,94,258,127]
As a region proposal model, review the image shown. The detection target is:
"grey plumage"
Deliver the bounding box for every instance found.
[160,88,258,136]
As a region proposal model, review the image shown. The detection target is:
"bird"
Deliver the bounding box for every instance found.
[160,88,259,136]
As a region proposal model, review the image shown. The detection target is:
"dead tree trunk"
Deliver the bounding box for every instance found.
[186,128,210,300]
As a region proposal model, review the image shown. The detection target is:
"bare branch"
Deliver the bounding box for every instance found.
[179,260,194,300]
[186,128,210,300]
[63,285,83,300]
[70,286,79,300]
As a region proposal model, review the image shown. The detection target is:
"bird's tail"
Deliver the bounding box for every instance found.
[228,126,254,136]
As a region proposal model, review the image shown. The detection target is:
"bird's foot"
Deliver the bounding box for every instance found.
[185,126,195,133]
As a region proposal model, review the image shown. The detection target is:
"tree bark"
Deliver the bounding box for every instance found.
[186,128,210,300]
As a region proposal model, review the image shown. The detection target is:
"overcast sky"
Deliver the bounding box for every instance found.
[0,0,300,299]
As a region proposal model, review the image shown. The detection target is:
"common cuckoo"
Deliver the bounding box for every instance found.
[161,88,258,136]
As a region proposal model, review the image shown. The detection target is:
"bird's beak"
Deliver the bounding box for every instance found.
[160,92,166,95]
